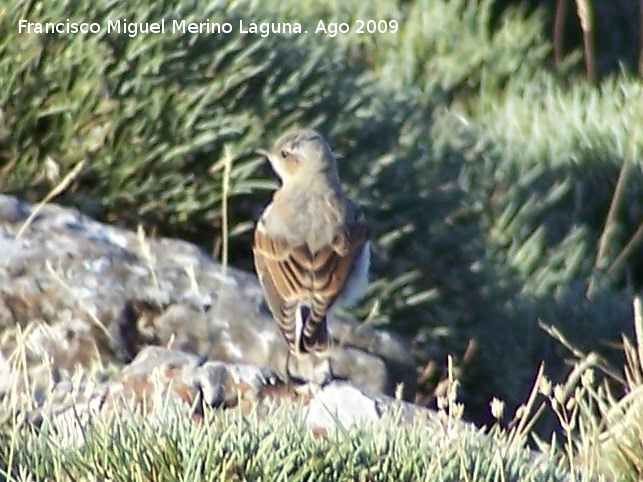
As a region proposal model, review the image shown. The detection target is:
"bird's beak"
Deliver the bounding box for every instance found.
[255,148,271,159]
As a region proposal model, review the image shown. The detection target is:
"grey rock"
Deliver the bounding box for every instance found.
[20,346,458,448]
[0,194,416,397]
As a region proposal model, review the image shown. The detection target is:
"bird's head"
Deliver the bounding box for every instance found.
[256,129,338,183]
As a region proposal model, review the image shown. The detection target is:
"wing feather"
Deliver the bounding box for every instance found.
[253,202,368,355]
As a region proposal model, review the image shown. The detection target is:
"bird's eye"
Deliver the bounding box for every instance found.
[280,150,288,159]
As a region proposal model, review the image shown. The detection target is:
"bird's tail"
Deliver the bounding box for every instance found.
[296,306,332,355]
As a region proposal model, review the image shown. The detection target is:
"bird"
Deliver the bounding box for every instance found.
[253,128,369,386]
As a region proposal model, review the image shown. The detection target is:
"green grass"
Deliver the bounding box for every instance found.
[0,393,571,482]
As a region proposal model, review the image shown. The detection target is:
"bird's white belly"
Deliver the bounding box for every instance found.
[333,241,370,309]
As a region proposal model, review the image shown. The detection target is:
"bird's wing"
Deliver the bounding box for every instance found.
[253,204,368,355]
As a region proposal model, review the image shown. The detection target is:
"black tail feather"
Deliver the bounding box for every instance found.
[299,306,331,354]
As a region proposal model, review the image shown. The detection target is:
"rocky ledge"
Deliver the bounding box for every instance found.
[0,194,421,428]
[20,346,474,447]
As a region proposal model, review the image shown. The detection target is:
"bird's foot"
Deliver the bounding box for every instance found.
[285,352,337,396]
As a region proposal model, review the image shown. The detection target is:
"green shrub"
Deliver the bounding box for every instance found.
[378,0,551,100]
[1,0,384,245]
[426,73,643,421]
[0,403,572,481]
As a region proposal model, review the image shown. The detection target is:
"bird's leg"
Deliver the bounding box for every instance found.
[319,356,335,387]
[285,350,307,386]
[285,351,336,394]
[285,350,295,384]
[308,354,334,387]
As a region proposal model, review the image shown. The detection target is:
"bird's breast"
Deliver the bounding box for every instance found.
[274,189,343,251]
